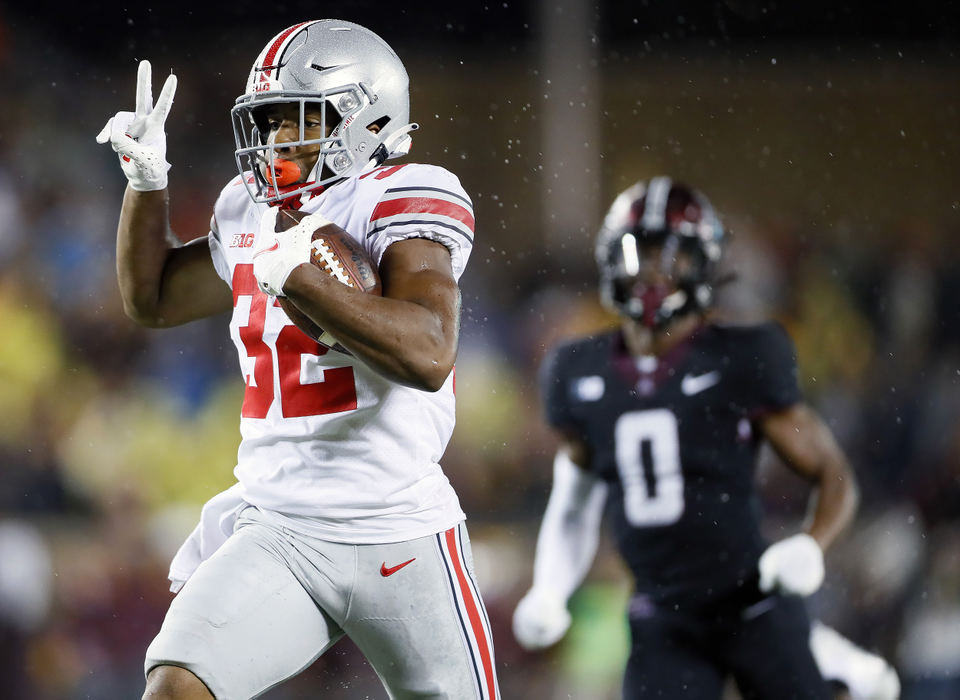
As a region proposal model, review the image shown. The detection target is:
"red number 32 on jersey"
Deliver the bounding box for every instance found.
[232,263,357,418]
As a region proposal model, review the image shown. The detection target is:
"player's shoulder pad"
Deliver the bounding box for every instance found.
[726,319,794,345]
[213,172,256,224]
[363,162,471,201]
[541,331,617,376]
[550,332,607,358]
[363,162,476,243]
[360,163,470,207]
[712,320,797,364]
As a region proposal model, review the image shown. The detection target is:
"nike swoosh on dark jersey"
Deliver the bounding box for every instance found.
[380,558,416,577]
[681,370,721,395]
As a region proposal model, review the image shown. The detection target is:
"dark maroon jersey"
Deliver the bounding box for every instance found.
[540,321,802,608]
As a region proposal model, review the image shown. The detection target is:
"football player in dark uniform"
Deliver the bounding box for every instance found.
[512,178,898,699]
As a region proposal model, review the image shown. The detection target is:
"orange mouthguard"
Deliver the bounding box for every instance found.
[263,158,302,187]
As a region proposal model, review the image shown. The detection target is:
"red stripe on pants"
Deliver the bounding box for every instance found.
[445,528,496,698]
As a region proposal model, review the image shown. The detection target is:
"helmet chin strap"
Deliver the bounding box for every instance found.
[383,122,419,157]
[626,285,689,329]
[659,288,689,318]
[306,154,326,183]
[305,121,422,184]
[363,122,421,173]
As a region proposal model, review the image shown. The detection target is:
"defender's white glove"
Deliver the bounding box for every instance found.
[512,587,572,651]
[758,532,824,596]
[96,60,177,191]
[252,208,329,297]
[810,622,901,700]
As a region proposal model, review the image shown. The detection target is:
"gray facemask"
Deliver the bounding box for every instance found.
[232,19,419,204]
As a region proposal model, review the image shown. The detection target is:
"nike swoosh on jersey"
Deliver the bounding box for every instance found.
[380,557,416,577]
[252,241,280,258]
[681,370,721,395]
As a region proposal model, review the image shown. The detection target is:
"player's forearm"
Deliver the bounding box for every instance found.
[806,460,859,550]
[283,264,458,391]
[531,452,607,601]
[762,404,860,550]
[115,186,177,325]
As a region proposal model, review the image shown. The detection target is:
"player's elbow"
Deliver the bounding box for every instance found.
[821,457,860,517]
[403,321,458,391]
[121,299,173,328]
[400,340,456,392]
[415,374,451,393]
[369,311,457,390]
[407,354,455,392]
[842,470,861,516]
[122,299,156,327]
[827,457,858,496]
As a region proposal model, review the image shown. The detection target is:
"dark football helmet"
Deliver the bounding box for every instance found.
[595,176,725,328]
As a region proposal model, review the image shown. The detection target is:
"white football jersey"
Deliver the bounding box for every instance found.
[205,163,474,544]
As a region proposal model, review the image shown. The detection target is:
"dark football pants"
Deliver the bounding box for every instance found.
[623,593,830,700]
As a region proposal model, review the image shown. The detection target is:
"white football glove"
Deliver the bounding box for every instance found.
[758,532,824,597]
[96,60,177,191]
[512,587,572,651]
[252,208,330,297]
[810,622,901,700]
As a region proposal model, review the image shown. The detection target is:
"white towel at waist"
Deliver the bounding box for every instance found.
[168,483,249,593]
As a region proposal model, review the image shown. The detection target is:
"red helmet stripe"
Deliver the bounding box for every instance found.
[260,21,312,79]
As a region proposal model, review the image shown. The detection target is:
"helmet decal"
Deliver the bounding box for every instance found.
[251,22,316,93]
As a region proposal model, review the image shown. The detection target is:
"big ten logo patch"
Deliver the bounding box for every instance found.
[230,233,256,248]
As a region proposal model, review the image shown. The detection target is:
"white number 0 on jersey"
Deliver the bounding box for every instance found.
[614,409,685,527]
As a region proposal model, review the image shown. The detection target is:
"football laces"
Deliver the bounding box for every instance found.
[312,239,355,287]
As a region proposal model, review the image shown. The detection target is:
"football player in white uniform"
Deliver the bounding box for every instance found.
[97,19,499,700]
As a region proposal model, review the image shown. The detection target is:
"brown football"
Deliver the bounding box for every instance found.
[273,208,382,353]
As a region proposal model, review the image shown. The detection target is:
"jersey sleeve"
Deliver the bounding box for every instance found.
[538,344,581,434]
[207,178,248,286]
[207,213,231,285]
[738,321,803,414]
[364,164,475,280]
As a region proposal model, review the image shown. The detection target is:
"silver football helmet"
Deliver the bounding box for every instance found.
[231,20,419,204]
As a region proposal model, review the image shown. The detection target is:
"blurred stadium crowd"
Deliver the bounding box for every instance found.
[1,3,958,698]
